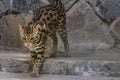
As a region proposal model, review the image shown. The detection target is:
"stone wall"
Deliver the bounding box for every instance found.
[0,0,120,53]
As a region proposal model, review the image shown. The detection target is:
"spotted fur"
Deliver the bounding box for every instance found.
[19,0,70,77]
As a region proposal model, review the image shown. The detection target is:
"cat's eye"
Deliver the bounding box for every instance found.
[30,37,35,42]
[22,37,26,41]
[28,22,33,25]
[30,37,34,40]
[40,30,45,33]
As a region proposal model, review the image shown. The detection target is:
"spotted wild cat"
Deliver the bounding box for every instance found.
[18,0,78,77]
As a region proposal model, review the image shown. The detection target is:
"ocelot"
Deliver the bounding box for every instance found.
[19,0,72,77]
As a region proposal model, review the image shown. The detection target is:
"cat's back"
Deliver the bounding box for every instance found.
[32,5,58,23]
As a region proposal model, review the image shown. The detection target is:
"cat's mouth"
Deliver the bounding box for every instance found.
[27,46,35,52]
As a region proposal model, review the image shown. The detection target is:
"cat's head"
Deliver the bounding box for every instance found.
[18,22,47,51]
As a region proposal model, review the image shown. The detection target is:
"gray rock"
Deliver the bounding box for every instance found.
[12,0,45,13]
[112,18,120,39]
[68,22,114,52]
[58,0,114,52]
[0,0,10,14]
[69,61,110,77]
[0,15,26,51]
[0,0,77,14]
[0,58,119,77]
[0,72,120,80]
[42,60,69,75]
[0,52,120,77]
[87,0,120,22]
[0,59,29,73]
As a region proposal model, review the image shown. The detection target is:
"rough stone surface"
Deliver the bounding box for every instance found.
[0,15,26,50]
[12,0,45,13]
[69,61,110,77]
[42,61,69,75]
[0,0,74,14]
[0,0,10,14]
[0,72,120,80]
[0,59,29,73]
[88,0,120,22]
[0,58,120,77]
[0,51,120,77]
[42,59,120,77]
[112,18,120,39]
[58,0,115,52]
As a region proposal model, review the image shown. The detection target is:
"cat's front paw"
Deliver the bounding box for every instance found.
[30,72,40,77]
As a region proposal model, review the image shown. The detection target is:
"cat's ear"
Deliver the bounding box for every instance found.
[18,24,23,31]
[18,24,24,36]
[18,24,22,29]
[42,23,47,31]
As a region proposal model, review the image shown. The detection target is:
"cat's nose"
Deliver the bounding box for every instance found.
[28,43,33,49]
[29,43,33,47]
[24,42,32,48]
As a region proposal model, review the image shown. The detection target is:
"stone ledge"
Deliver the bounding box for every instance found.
[0,72,120,80]
[0,51,120,77]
